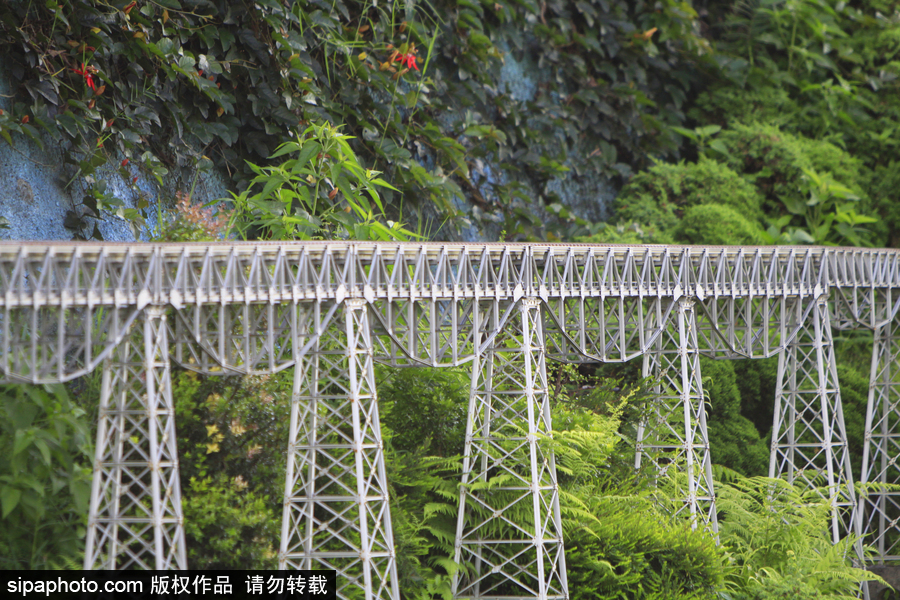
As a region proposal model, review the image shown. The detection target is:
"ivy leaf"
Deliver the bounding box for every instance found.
[177,55,196,71]
[24,80,59,105]
[156,38,175,55]
[218,29,235,52]
[13,430,32,455]
[238,29,271,67]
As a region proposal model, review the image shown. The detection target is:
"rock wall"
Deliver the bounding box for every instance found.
[0,29,616,244]
[0,62,232,243]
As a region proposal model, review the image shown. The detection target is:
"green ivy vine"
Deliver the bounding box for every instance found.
[0,0,714,241]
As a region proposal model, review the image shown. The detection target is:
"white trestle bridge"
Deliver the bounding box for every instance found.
[1,241,899,598]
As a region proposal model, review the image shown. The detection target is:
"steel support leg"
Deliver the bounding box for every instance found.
[860,316,900,562]
[636,298,718,533]
[769,296,860,545]
[453,298,568,599]
[279,299,399,600]
[84,307,186,569]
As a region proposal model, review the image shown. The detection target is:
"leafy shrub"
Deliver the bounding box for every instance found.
[689,85,800,130]
[717,123,879,245]
[614,159,764,241]
[182,474,278,570]
[377,367,469,457]
[719,123,862,203]
[575,221,675,245]
[0,384,93,569]
[675,204,764,246]
[227,123,418,242]
[700,359,769,477]
[869,161,900,247]
[171,370,290,569]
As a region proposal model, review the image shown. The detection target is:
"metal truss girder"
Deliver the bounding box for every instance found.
[829,250,900,330]
[169,300,340,375]
[636,298,718,533]
[368,297,479,367]
[2,243,898,378]
[0,304,140,383]
[280,300,399,600]
[84,307,187,569]
[3,244,899,310]
[860,291,900,563]
[453,298,568,599]
[541,295,662,363]
[769,296,862,547]
[693,294,788,359]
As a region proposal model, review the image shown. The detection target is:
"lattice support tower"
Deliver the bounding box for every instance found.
[636,297,718,533]
[84,306,187,570]
[453,298,568,599]
[769,295,862,547]
[279,299,399,599]
[860,290,900,563]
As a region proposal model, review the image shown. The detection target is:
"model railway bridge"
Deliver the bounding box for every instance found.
[2,241,899,599]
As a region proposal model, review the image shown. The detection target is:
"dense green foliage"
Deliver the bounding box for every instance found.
[172,370,286,569]
[716,475,882,600]
[0,0,716,240]
[566,495,724,600]
[0,361,885,596]
[676,203,763,246]
[0,384,93,569]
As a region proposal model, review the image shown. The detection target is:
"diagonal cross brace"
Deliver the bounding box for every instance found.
[280,299,399,600]
[637,297,718,534]
[769,296,862,547]
[859,289,900,563]
[453,298,568,599]
[84,306,187,570]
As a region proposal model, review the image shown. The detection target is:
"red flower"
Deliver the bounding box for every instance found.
[121,158,129,167]
[73,63,96,90]
[394,52,418,71]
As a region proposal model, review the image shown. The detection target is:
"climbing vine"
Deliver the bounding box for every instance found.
[0,0,713,240]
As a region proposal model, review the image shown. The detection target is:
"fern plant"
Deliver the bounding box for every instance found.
[715,475,886,600]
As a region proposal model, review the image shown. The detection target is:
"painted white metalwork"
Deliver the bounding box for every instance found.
[637,298,718,533]
[279,299,399,597]
[859,290,900,563]
[769,296,861,546]
[2,242,900,595]
[84,306,186,569]
[453,298,567,599]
